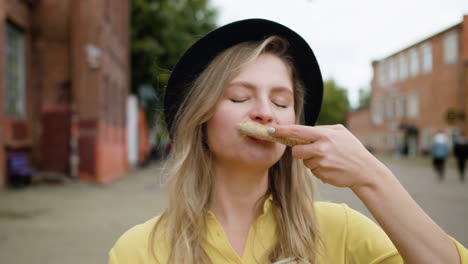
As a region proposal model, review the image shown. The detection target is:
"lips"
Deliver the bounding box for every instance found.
[248,136,273,143]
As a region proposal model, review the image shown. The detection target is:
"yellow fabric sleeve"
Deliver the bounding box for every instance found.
[340,204,403,264]
[452,237,468,264]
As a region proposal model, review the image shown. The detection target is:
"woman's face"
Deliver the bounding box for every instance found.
[206,53,296,170]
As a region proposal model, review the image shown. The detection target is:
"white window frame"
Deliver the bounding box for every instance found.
[371,97,384,124]
[408,94,419,118]
[389,57,397,84]
[4,22,26,117]
[409,48,419,77]
[443,30,458,64]
[421,42,432,73]
[378,61,387,87]
[398,53,407,81]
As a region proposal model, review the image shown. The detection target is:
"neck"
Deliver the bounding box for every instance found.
[209,161,269,225]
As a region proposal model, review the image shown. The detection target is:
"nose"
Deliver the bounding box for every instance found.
[249,100,273,124]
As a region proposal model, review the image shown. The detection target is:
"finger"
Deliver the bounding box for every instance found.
[317,124,345,130]
[292,143,322,159]
[268,124,333,142]
[303,157,320,172]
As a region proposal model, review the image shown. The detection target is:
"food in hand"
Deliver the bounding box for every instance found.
[236,121,308,147]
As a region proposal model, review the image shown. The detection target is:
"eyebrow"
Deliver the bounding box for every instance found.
[228,81,293,95]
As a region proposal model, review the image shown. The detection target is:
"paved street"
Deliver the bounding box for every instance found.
[0,156,467,264]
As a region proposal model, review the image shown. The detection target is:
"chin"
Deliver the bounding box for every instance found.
[239,149,283,168]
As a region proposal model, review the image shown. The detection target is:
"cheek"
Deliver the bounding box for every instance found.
[205,103,240,147]
[279,108,296,124]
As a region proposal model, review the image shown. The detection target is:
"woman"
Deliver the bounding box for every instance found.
[109,19,467,263]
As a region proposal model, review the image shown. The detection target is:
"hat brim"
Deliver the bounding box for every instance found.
[164,18,323,134]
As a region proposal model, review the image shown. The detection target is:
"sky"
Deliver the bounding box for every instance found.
[210,0,468,107]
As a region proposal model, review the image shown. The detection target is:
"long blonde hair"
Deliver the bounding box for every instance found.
[150,36,322,263]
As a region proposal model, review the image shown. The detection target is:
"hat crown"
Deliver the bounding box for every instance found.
[164,18,323,136]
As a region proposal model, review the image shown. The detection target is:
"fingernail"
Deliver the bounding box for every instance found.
[267,127,276,134]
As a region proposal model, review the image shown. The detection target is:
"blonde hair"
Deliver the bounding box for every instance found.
[150,36,322,263]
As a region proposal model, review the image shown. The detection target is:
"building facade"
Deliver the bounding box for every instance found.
[0,0,130,187]
[348,15,468,155]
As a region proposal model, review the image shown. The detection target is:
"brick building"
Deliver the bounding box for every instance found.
[347,15,468,156]
[0,0,130,188]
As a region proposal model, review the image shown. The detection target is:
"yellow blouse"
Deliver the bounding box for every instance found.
[109,199,467,263]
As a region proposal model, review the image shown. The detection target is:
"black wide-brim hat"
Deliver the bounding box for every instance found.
[164,18,323,135]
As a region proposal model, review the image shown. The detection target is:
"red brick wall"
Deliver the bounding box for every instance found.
[40,105,70,172]
[72,0,129,183]
[0,0,130,187]
[78,121,96,182]
[463,16,468,136]
[96,122,128,183]
[0,0,6,188]
[31,0,74,174]
[462,15,468,62]
[368,22,466,153]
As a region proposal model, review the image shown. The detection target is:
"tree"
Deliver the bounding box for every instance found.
[131,0,218,126]
[316,80,350,125]
[356,87,371,110]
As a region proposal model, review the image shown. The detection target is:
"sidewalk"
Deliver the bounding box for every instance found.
[0,157,466,264]
[0,162,167,264]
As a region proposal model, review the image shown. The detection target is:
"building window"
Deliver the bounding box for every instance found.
[443,30,458,64]
[371,97,384,124]
[421,42,432,73]
[408,94,419,118]
[398,96,407,118]
[409,48,419,77]
[398,53,407,81]
[389,57,397,83]
[378,61,387,87]
[4,22,26,117]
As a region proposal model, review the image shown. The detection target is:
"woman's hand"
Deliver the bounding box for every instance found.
[270,124,391,190]
[270,124,463,264]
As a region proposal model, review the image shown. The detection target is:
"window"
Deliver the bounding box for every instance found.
[421,42,432,73]
[408,94,419,118]
[443,30,458,64]
[398,96,407,118]
[4,22,26,117]
[371,97,384,124]
[378,61,387,87]
[389,58,397,83]
[398,53,407,81]
[409,48,419,77]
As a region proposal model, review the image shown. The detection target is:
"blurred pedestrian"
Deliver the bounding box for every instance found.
[431,130,449,181]
[453,132,467,182]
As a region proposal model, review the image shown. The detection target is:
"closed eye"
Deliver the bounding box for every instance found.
[273,102,288,108]
[230,99,248,103]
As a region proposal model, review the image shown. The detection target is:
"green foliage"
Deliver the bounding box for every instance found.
[356,87,371,110]
[131,0,217,100]
[316,80,350,125]
[131,0,218,129]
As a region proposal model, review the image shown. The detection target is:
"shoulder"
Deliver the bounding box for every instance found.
[314,202,402,263]
[314,201,361,226]
[314,201,388,237]
[108,216,169,264]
